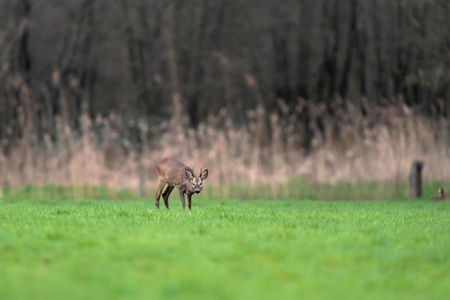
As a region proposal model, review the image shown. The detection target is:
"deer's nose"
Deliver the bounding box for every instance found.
[195,190,200,194]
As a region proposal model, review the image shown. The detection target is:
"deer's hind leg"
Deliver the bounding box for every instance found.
[162,185,174,209]
[155,179,166,209]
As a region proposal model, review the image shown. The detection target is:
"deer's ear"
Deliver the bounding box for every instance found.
[185,169,194,180]
[200,169,209,180]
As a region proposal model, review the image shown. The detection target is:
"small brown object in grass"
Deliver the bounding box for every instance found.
[429,188,446,201]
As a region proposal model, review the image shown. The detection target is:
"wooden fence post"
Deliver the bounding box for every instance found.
[409,161,424,198]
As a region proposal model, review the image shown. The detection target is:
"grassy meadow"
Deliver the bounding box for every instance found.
[0,191,449,300]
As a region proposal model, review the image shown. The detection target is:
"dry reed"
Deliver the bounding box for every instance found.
[1,94,448,197]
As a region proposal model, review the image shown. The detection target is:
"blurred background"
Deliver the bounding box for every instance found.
[0,0,449,199]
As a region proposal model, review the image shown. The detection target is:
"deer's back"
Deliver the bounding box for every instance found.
[156,157,193,186]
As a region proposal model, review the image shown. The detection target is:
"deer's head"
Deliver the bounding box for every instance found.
[185,167,208,194]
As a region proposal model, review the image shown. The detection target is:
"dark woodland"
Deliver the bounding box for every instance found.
[0,0,449,188]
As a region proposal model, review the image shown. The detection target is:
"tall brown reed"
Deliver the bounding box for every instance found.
[0,95,449,195]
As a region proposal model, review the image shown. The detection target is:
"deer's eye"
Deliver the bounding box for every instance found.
[192,183,195,186]
[200,183,202,186]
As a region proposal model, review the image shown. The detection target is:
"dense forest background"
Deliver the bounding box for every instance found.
[0,0,449,192]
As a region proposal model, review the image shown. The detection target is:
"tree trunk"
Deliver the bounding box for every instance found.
[339,0,357,98]
[166,3,188,129]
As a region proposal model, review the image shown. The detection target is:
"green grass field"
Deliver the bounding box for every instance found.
[0,197,449,300]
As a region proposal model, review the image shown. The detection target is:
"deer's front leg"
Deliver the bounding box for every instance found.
[187,194,192,210]
[179,189,186,211]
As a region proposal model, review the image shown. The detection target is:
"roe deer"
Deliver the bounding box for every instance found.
[155,157,209,210]
[429,187,446,201]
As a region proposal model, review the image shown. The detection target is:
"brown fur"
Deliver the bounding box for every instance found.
[155,157,208,210]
